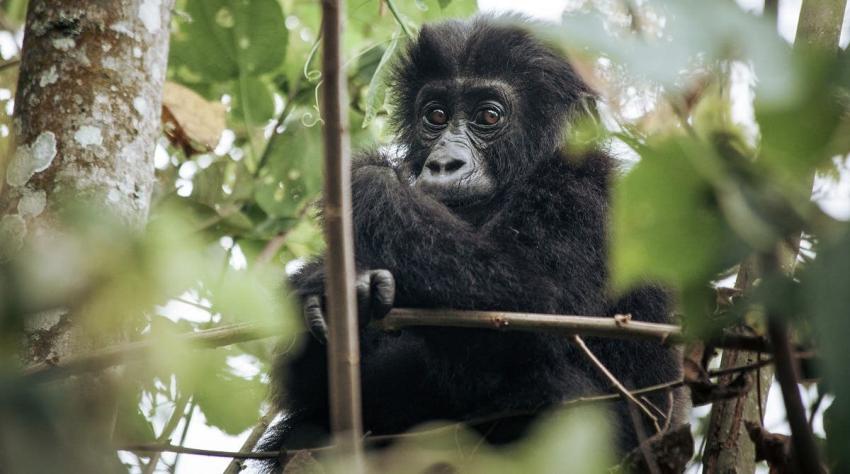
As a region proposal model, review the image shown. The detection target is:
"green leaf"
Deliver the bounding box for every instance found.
[194,368,266,435]
[611,136,742,291]
[755,50,848,183]
[363,33,402,128]
[170,0,288,82]
[233,75,277,127]
[804,225,850,471]
[232,0,289,75]
[113,386,156,444]
[254,120,323,218]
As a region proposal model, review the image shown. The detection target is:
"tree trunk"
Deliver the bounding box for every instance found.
[0,0,173,456]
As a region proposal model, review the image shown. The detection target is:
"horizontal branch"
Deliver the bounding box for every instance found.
[25,308,773,381]
[118,356,790,461]
[23,322,279,382]
[378,308,770,351]
[120,443,292,460]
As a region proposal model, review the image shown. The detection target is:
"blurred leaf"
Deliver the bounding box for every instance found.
[194,364,266,435]
[756,49,849,183]
[113,386,156,444]
[545,1,795,101]
[363,32,402,128]
[170,0,288,82]
[804,225,850,472]
[611,136,742,292]
[254,120,323,218]
[233,75,277,127]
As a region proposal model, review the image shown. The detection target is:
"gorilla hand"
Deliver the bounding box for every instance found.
[303,269,395,344]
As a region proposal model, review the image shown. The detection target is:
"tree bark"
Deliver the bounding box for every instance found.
[0,0,173,453]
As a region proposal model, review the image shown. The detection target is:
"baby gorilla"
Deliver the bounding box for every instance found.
[259,16,685,471]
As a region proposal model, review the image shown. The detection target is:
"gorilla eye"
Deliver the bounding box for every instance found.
[425,108,448,126]
[476,108,501,126]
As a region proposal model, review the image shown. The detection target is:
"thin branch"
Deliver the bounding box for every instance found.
[384,0,413,38]
[0,57,20,71]
[121,444,297,460]
[320,0,364,467]
[23,322,279,381]
[117,356,807,462]
[169,399,197,474]
[255,206,310,265]
[23,309,775,382]
[379,308,771,351]
[379,308,681,343]
[768,316,824,473]
[222,411,277,474]
[571,335,661,433]
[142,395,192,474]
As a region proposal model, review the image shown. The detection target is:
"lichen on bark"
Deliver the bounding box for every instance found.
[0,0,174,386]
[1,0,174,255]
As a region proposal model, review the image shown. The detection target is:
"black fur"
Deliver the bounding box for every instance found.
[257,16,683,471]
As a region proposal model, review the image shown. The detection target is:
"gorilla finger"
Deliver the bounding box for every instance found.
[303,295,327,344]
[355,272,372,317]
[369,269,395,319]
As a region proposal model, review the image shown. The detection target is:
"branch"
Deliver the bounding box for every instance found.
[22,322,278,381]
[767,316,824,473]
[121,444,296,460]
[222,411,277,474]
[320,0,364,466]
[23,308,775,382]
[571,334,661,433]
[378,308,771,351]
[117,356,807,463]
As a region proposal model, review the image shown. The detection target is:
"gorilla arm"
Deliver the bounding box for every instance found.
[348,156,561,314]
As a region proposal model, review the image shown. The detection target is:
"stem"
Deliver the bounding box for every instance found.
[142,395,192,474]
[320,0,364,468]
[222,411,277,474]
[768,316,823,473]
[384,0,413,38]
[25,309,777,382]
[572,335,661,433]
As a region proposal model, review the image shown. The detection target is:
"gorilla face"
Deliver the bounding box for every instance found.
[410,79,516,208]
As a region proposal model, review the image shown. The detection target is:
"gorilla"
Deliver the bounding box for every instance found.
[258,15,685,471]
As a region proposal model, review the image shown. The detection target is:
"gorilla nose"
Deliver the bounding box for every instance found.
[424,155,467,176]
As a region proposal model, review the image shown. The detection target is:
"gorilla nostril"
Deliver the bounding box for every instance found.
[425,161,442,174]
[425,157,466,175]
[444,159,464,173]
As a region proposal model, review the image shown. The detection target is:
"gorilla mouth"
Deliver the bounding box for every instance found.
[415,173,495,208]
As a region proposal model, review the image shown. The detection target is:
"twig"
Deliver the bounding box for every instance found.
[0,57,20,71]
[626,401,662,474]
[768,316,823,473]
[255,206,311,265]
[571,335,661,433]
[222,411,277,474]
[23,322,279,381]
[384,0,412,38]
[379,308,682,343]
[169,399,197,474]
[142,395,192,474]
[121,444,302,460]
[117,356,804,462]
[380,308,771,351]
[320,0,364,468]
[23,309,775,382]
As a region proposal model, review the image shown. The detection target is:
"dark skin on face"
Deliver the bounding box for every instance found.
[411,79,516,213]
